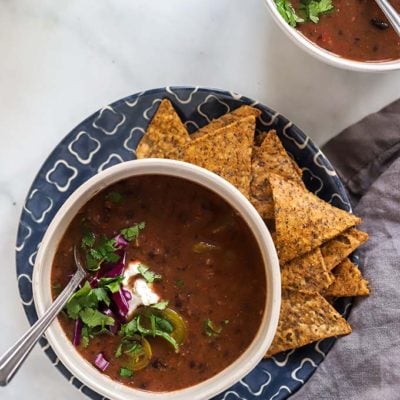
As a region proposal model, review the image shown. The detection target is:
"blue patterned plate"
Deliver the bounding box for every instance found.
[16,87,353,400]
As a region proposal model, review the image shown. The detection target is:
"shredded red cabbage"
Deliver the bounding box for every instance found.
[115,233,129,249]
[112,289,130,320]
[94,353,109,372]
[122,288,132,301]
[72,318,83,346]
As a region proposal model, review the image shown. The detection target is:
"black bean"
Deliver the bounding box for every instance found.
[151,358,167,369]
[370,18,389,30]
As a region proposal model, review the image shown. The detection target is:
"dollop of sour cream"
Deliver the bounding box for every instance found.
[122,261,160,317]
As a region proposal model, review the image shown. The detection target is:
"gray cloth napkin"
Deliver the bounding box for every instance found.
[291,100,400,400]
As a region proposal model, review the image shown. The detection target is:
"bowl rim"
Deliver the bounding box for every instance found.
[32,158,281,400]
[263,0,400,72]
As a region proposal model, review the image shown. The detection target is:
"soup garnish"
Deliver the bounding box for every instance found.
[52,175,266,391]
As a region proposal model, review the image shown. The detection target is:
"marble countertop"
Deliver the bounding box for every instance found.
[0,0,399,399]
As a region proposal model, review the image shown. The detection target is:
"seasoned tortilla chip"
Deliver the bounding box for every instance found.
[281,248,334,293]
[250,130,303,220]
[136,99,190,159]
[323,258,369,297]
[321,228,369,271]
[182,116,255,198]
[254,131,268,147]
[191,105,261,140]
[269,173,361,263]
[266,289,352,357]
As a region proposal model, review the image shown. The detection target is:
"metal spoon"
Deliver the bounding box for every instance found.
[0,247,86,386]
[374,0,400,37]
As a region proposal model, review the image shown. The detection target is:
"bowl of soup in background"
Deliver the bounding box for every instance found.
[264,0,400,72]
[32,158,281,400]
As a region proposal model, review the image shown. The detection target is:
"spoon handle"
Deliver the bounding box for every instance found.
[375,0,400,36]
[0,269,85,386]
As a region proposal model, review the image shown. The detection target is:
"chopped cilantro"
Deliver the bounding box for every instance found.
[83,237,119,272]
[151,300,169,310]
[204,319,224,337]
[79,308,114,328]
[66,282,97,319]
[81,231,96,248]
[274,0,304,27]
[80,223,145,272]
[137,264,162,283]
[92,287,110,306]
[300,0,333,23]
[154,316,174,333]
[274,0,333,27]
[120,313,178,351]
[106,191,123,204]
[120,222,145,242]
[81,326,90,348]
[98,276,124,293]
[120,318,139,337]
[119,367,133,378]
[125,342,144,357]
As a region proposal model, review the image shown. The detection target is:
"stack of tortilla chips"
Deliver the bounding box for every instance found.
[136,99,370,357]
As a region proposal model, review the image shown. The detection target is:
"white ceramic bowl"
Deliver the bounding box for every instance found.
[32,159,281,400]
[264,0,400,72]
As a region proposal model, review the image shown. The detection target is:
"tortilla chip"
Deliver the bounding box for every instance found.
[250,130,303,220]
[182,116,255,198]
[136,99,190,159]
[321,228,369,271]
[323,258,369,297]
[281,248,334,293]
[266,289,352,357]
[269,173,361,263]
[254,132,268,147]
[190,105,261,140]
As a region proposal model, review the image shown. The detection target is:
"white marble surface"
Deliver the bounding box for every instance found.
[0,0,399,399]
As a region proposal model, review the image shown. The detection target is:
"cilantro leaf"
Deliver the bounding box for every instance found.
[81,231,96,248]
[204,319,224,337]
[136,315,178,350]
[154,330,178,350]
[99,276,124,293]
[154,316,174,333]
[92,287,110,306]
[275,0,304,27]
[120,314,178,351]
[119,367,133,378]
[151,300,169,310]
[106,191,123,204]
[66,282,97,319]
[120,318,139,337]
[300,0,333,23]
[79,308,115,328]
[83,237,120,271]
[120,222,145,242]
[81,326,90,348]
[137,264,162,283]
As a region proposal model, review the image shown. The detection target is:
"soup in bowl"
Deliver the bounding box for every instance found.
[32,159,281,400]
[265,0,400,71]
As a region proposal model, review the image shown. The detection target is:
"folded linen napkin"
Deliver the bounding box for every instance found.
[291,99,400,400]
